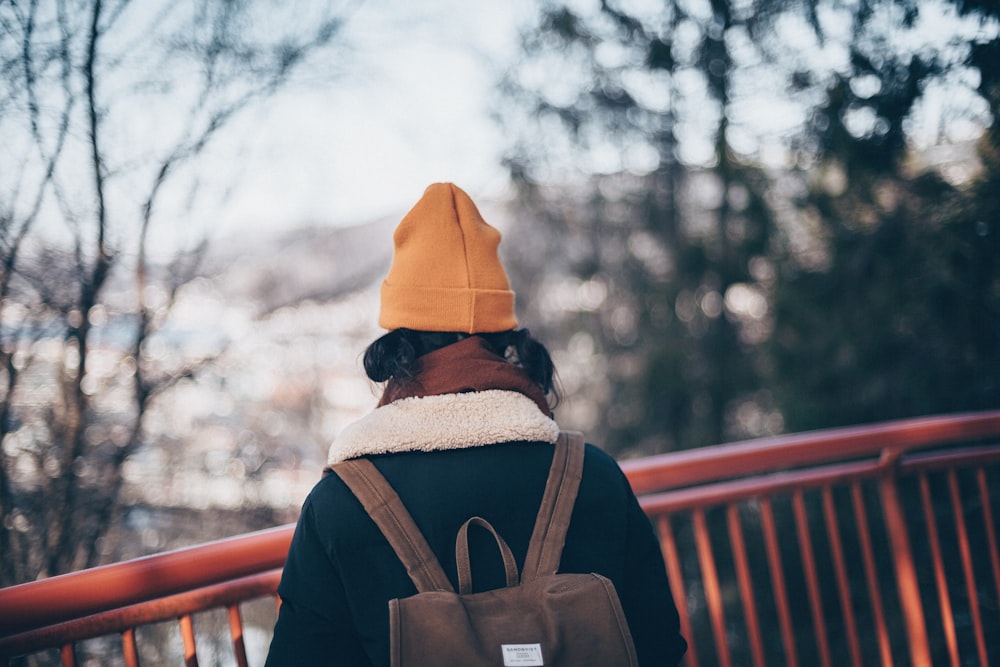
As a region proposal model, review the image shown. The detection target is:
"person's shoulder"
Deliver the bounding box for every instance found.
[582,441,624,470]
[300,468,365,517]
[581,442,631,488]
[298,467,396,546]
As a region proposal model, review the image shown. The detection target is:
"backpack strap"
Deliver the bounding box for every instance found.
[332,458,455,594]
[333,432,586,592]
[521,431,586,583]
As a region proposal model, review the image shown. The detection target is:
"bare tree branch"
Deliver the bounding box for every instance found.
[1,0,359,583]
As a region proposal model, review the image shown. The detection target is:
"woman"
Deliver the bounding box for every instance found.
[265,182,687,666]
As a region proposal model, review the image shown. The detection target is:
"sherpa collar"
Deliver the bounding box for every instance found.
[326,389,560,465]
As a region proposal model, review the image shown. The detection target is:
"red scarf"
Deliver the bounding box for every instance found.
[378,336,553,418]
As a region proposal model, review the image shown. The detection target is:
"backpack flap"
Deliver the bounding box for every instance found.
[388,570,637,666]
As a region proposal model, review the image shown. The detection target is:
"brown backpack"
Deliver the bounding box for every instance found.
[332,432,638,667]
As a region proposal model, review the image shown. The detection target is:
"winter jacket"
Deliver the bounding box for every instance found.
[265,339,687,666]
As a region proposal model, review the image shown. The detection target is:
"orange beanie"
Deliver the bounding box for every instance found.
[379,183,517,333]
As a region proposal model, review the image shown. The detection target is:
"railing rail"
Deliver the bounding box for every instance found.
[0,570,282,665]
[0,525,294,667]
[0,524,293,638]
[620,411,1000,492]
[2,410,998,666]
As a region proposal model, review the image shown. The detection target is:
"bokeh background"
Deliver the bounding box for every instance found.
[1,0,997,616]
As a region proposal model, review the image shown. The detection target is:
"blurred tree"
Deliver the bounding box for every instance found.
[768,0,1000,430]
[499,0,997,453]
[500,0,803,455]
[0,0,355,585]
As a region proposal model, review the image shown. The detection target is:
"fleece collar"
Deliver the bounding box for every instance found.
[327,389,560,465]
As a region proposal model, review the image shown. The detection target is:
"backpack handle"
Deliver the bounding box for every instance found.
[455,516,519,595]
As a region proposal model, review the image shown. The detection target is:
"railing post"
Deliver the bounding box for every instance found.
[877,449,931,667]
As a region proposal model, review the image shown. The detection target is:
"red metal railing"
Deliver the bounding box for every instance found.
[0,526,292,666]
[1,410,998,666]
[622,411,1000,667]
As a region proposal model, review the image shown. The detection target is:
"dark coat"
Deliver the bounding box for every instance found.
[265,440,687,666]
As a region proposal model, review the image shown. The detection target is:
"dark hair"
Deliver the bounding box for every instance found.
[363,328,559,401]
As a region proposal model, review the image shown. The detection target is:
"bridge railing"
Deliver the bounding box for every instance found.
[1,410,998,666]
[622,410,1000,667]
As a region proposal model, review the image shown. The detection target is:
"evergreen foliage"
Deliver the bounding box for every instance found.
[499,0,999,453]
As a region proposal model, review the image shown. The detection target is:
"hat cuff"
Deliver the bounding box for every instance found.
[379,283,517,333]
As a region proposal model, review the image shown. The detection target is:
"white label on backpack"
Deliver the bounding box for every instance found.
[501,643,544,666]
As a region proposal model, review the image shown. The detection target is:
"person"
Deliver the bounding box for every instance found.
[264,182,687,666]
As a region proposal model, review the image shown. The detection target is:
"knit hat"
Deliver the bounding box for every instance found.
[379,183,517,333]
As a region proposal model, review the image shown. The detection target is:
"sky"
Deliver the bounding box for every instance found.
[205,1,535,239]
[204,0,992,243]
[12,0,993,255]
